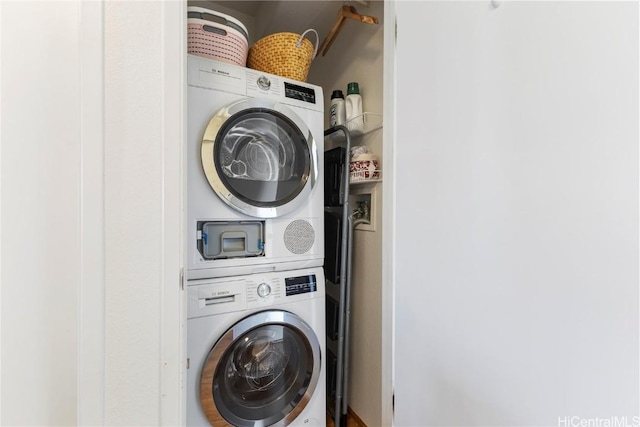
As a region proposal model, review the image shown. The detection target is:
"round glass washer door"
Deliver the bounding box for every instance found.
[202,98,318,218]
[200,310,321,427]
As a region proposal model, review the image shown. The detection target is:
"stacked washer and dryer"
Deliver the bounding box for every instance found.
[186,51,326,427]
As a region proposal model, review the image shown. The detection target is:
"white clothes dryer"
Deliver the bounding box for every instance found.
[187,55,324,280]
[187,267,326,426]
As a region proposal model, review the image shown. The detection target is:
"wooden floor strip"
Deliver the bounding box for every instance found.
[347,407,367,427]
[326,407,367,427]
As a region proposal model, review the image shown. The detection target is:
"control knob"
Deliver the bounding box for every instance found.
[257,76,271,91]
[257,282,271,298]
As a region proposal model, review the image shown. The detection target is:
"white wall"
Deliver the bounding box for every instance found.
[1,2,185,425]
[1,2,84,424]
[394,1,639,426]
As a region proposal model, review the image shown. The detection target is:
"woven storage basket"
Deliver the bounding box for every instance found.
[247,29,319,82]
[187,7,249,66]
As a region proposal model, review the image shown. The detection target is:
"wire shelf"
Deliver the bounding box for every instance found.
[327,112,383,142]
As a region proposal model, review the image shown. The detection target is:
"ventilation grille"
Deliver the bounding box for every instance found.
[283,220,315,255]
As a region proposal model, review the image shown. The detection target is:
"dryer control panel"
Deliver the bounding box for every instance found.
[187,55,323,113]
[284,82,317,104]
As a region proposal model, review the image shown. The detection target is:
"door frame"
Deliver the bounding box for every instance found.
[381,1,396,425]
[159,1,187,424]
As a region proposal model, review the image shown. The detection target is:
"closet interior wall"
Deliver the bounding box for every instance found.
[307,3,384,427]
[186,1,385,425]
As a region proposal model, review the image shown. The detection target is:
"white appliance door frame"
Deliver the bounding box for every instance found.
[201,98,319,218]
[199,310,321,427]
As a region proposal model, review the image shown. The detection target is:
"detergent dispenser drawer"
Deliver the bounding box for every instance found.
[198,221,265,260]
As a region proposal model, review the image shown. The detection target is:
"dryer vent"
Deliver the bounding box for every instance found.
[283,220,315,254]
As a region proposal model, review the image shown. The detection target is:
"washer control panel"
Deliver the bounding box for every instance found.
[246,276,280,304]
[284,274,318,296]
[244,270,321,308]
[188,267,325,316]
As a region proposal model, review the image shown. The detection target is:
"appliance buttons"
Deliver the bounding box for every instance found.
[257,76,271,91]
[257,282,271,298]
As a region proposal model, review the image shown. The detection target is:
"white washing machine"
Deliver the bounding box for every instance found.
[187,55,325,280]
[187,267,326,426]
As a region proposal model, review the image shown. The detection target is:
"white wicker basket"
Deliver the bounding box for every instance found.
[187,7,249,66]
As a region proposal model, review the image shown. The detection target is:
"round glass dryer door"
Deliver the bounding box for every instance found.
[202,98,318,218]
[199,310,321,427]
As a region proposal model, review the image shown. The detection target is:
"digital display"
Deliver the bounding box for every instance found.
[285,274,317,296]
[284,82,316,104]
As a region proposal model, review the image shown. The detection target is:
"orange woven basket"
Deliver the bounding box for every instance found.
[247,29,319,82]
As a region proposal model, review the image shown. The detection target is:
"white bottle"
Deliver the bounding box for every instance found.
[329,90,346,127]
[345,82,363,132]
